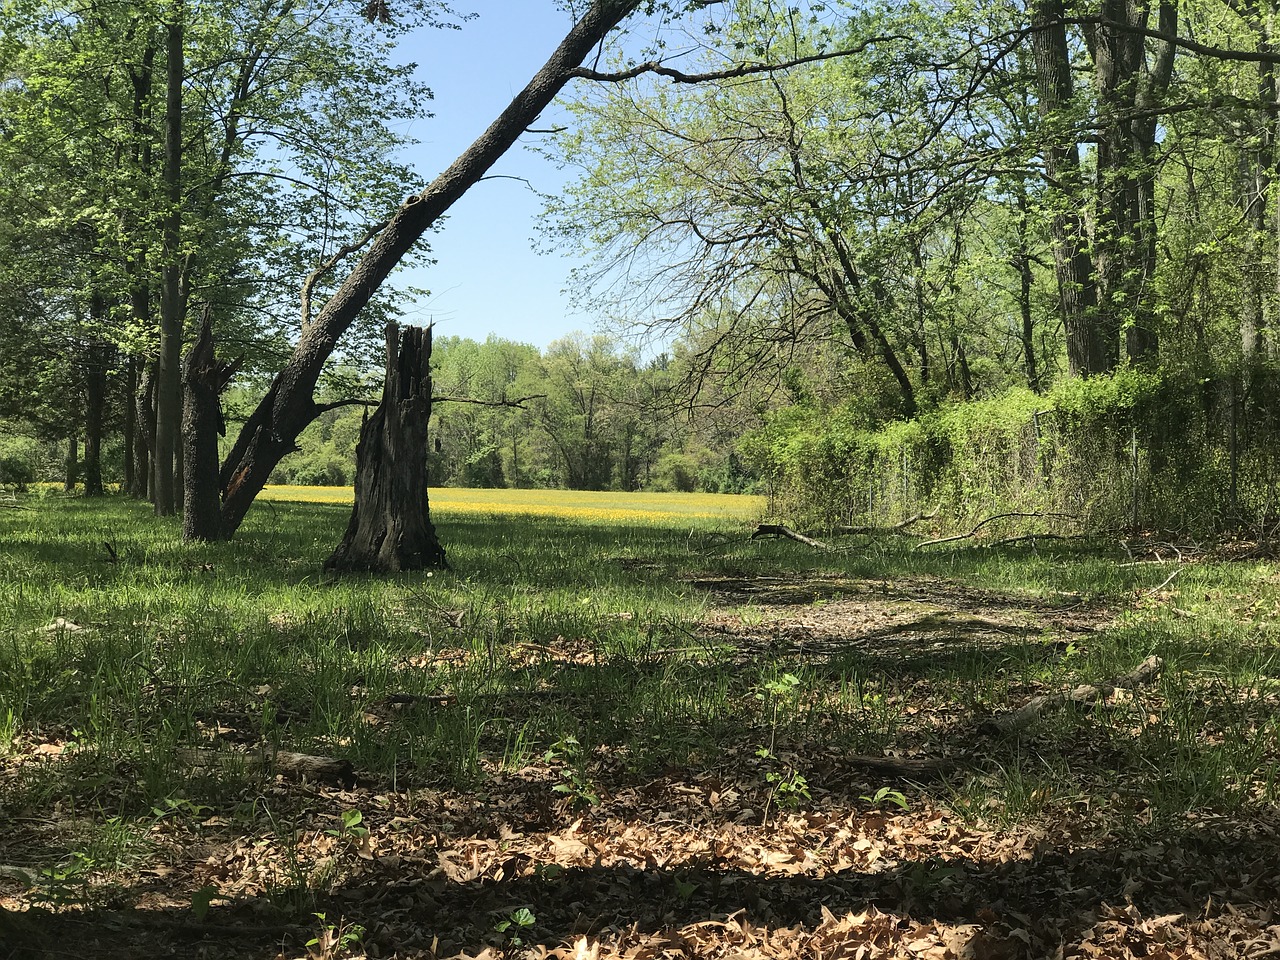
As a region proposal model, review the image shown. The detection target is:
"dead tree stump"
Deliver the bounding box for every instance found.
[326,322,448,572]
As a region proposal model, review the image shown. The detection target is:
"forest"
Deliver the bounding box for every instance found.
[6,0,1280,538]
[3,1,1280,958]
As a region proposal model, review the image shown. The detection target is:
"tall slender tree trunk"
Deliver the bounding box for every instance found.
[154,2,185,515]
[83,327,108,496]
[1242,1,1279,361]
[135,361,156,500]
[123,353,137,495]
[183,312,239,541]
[64,435,78,492]
[1030,0,1108,377]
[1015,191,1040,390]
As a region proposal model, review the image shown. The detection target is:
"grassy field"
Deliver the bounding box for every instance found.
[260,484,768,525]
[1,491,1278,958]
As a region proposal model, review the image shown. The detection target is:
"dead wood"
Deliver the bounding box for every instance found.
[979,654,1164,736]
[836,505,940,536]
[751,524,829,549]
[175,747,355,785]
[986,532,1086,548]
[918,512,1081,548]
[844,754,955,780]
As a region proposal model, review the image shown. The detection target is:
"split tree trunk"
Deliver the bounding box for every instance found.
[326,323,447,573]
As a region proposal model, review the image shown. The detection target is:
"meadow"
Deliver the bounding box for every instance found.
[0,489,1278,959]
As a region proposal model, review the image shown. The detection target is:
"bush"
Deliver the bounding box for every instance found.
[0,454,35,491]
[742,368,1267,536]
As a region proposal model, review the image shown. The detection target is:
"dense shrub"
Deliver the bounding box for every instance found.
[743,368,1274,536]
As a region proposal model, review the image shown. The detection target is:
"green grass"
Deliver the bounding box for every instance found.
[1,491,1279,910]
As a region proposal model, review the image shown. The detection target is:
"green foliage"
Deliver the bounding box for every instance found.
[745,367,1279,536]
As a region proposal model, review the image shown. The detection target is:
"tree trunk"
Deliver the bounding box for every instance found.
[182,311,239,541]
[154,4,185,516]
[64,435,78,491]
[135,361,156,500]
[1030,0,1108,377]
[218,0,641,540]
[123,352,136,495]
[326,323,447,573]
[83,335,108,497]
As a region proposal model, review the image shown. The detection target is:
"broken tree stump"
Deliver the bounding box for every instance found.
[326,322,448,572]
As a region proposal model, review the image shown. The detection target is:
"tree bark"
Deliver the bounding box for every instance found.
[64,435,78,492]
[135,361,156,500]
[182,311,239,541]
[1030,0,1110,378]
[326,322,447,573]
[218,0,642,540]
[154,3,185,516]
[83,334,108,497]
[123,352,137,495]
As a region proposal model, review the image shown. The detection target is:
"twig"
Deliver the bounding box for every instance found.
[1140,568,1181,599]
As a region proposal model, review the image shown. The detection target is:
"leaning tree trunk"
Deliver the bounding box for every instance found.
[182,311,240,541]
[216,0,641,541]
[326,323,447,573]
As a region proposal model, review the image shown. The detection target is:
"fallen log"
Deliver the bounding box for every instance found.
[175,747,355,786]
[845,754,954,781]
[979,655,1164,736]
[751,524,828,549]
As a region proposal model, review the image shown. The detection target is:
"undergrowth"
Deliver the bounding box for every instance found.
[0,493,1277,929]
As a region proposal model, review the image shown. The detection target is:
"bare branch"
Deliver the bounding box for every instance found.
[299,219,390,330]
[432,394,546,409]
[568,36,910,85]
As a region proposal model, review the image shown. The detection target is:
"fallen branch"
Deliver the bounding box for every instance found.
[918,512,1080,548]
[175,747,355,786]
[1140,568,1181,599]
[986,532,1085,548]
[837,505,940,536]
[845,754,955,781]
[751,524,829,549]
[979,655,1164,736]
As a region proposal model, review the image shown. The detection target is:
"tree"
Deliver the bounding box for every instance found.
[326,322,447,571]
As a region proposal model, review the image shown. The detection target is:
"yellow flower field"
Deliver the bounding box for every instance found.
[259,484,766,524]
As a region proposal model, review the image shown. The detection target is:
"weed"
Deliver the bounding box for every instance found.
[307,912,366,960]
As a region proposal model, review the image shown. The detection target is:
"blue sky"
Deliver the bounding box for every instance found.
[388,4,592,350]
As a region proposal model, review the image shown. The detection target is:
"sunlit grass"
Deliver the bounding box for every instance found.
[260,484,767,524]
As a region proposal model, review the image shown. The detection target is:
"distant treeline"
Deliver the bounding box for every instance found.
[262,332,764,495]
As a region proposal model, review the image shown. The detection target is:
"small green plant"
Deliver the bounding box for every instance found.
[754,672,810,822]
[326,808,369,840]
[307,912,366,959]
[861,785,910,811]
[494,906,536,947]
[544,736,600,807]
[28,852,96,907]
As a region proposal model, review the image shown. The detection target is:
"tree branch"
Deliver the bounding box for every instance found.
[568,36,910,85]
[299,219,390,330]
[432,394,546,409]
